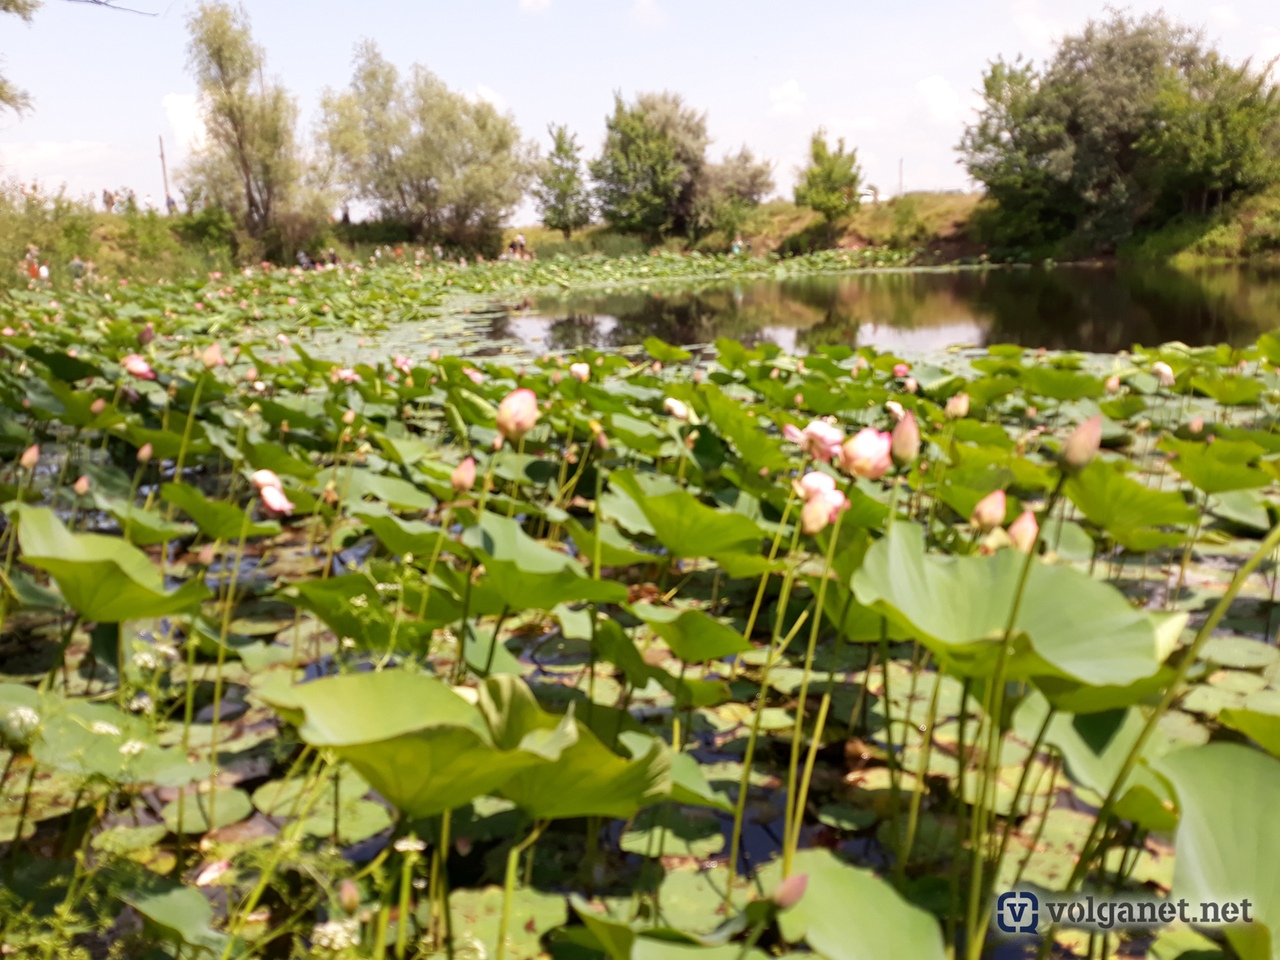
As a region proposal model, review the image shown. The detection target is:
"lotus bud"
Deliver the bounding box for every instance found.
[201,342,225,368]
[251,469,283,492]
[260,484,296,516]
[893,363,909,378]
[891,412,920,467]
[664,397,690,421]
[945,393,970,420]
[903,377,918,394]
[90,397,107,416]
[595,431,609,450]
[569,362,590,382]
[73,475,90,496]
[838,428,893,480]
[784,420,844,462]
[338,880,360,917]
[970,489,1006,531]
[551,371,563,385]
[120,353,156,381]
[886,400,906,422]
[342,409,356,426]
[1008,510,1039,553]
[451,457,476,492]
[793,471,837,501]
[772,873,809,910]
[1152,361,1175,388]
[492,435,504,451]
[693,369,704,383]
[496,388,539,440]
[652,361,662,373]
[137,322,154,346]
[244,367,258,382]
[429,348,441,362]
[1061,415,1102,473]
[19,444,39,471]
[800,489,848,536]
[1104,375,1121,394]
[1188,416,1205,435]
[137,443,153,464]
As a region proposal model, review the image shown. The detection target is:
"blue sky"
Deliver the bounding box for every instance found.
[2,0,1278,220]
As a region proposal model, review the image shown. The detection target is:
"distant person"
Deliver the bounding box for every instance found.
[341,205,351,225]
[144,194,156,212]
[37,262,49,282]
[433,244,443,260]
[165,194,178,215]
[69,255,85,279]
[732,233,744,255]
[102,189,114,212]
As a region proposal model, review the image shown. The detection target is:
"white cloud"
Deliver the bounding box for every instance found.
[163,92,205,156]
[768,79,806,117]
[519,0,550,9]
[916,75,978,126]
[1207,3,1241,29]
[475,84,508,112]
[630,0,665,28]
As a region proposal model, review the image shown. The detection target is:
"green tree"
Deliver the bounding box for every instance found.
[319,40,531,252]
[0,0,39,113]
[180,2,302,245]
[590,94,685,240]
[533,124,592,239]
[794,130,863,224]
[692,145,775,238]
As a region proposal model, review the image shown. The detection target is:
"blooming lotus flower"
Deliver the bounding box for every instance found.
[1008,510,1039,553]
[251,469,283,492]
[1,327,13,336]
[331,367,361,384]
[893,363,910,378]
[783,420,844,462]
[19,444,39,471]
[392,354,413,375]
[496,388,540,440]
[451,457,476,492]
[1061,415,1102,472]
[569,362,590,382]
[1152,361,1175,388]
[793,470,837,501]
[839,428,892,479]
[800,488,849,535]
[970,489,1006,531]
[663,398,690,422]
[945,393,970,420]
[260,484,295,515]
[891,412,920,467]
[772,873,809,910]
[120,353,156,380]
[201,342,225,369]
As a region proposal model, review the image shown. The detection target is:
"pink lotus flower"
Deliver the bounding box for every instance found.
[276,333,290,347]
[1152,361,1175,388]
[569,362,590,382]
[1061,415,1102,472]
[1,327,13,337]
[201,343,225,369]
[137,443,153,464]
[496,388,540,440]
[903,377,918,394]
[1104,376,1121,394]
[1188,416,1205,435]
[286,296,298,306]
[330,367,362,384]
[839,428,892,479]
[891,412,920,467]
[392,354,413,375]
[462,367,484,385]
[90,398,107,416]
[452,457,477,492]
[885,400,906,422]
[120,353,156,380]
[793,471,837,501]
[783,420,844,462]
[772,872,809,910]
[971,489,1007,531]
[19,444,39,470]
[893,363,910,378]
[945,393,970,419]
[73,475,91,496]
[260,484,295,516]
[1008,509,1039,553]
[800,488,849,535]
[664,398,690,421]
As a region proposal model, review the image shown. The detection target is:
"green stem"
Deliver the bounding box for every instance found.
[496,822,546,960]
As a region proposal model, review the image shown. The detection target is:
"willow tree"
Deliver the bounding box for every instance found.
[319,41,532,252]
[0,0,39,113]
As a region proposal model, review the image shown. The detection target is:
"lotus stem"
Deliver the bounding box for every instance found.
[496,821,546,960]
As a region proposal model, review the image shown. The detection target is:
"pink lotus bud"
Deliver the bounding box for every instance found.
[1188,416,1205,435]
[276,333,290,347]
[492,435,504,451]
[693,369,704,383]
[664,398,690,421]
[891,412,920,467]
[785,420,844,462]
[429,348,441,362]
[652,361,662,373]
[551,370,563,385]
[19,444,39,471]
[137,443,153,464]
[793,471,837,501]
[73,475,91,496]
[137,323,155,346]
[496,388,539,440]
[463,367,484,385]
[839,428,893,480]
[260,483,295,516]
[244,367,258,381]
[338,879,360,916]
[392,354,412,375]
[903,377,918,394]
[90,398,107,416]
[945,393,970,419]
[194,860,231,886]
[342,409,356,426]
[201,343,225,368]
[893,363,909,378]
[800,489,848,536]
[595,430,609,450]
[251,469,283,492]
[1104,376,1121,394]
[569,362,590,382]
[120,353,156,380]
[772,873,809,910]
[886,400,906,422]
[451,457,476,492]
[1008,509,1039,553]
[1152,361,1175,388]
[970,489,1006,531]
[1061,415,1102,472]
[331,367,361,384]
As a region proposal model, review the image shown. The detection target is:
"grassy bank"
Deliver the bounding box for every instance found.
[1120,185,1280,266]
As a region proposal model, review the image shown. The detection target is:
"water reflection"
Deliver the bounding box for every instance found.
[491,264,1280,354]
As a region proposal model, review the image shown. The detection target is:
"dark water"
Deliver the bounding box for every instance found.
[491,264,1280,355]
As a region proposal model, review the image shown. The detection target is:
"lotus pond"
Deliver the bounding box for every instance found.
[2,256,1280,960]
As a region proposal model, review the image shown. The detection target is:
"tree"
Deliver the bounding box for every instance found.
[533,124,592,239]
[590,94,685,240]
[0,0,40,113]
[692,146,775,237]
[319,41,532,252]
[794,130,863,224]
[181,2,301,245]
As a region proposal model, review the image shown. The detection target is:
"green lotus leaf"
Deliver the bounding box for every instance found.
[1064,460,1196,551]
[1161,437,1271,494]
[632,604,751,662]
[91,493,196,546]
[162,482,281,541]
[122,886,229,956]
[13,506,209,621]
[610,470,763,559]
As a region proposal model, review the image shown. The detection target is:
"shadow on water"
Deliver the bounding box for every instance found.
[491,263,1280,354]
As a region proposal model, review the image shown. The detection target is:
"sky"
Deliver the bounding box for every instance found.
[1,0,1278,222]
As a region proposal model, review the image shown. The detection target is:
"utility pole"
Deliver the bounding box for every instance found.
[898,158,904,197]
[159,135,171,212]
